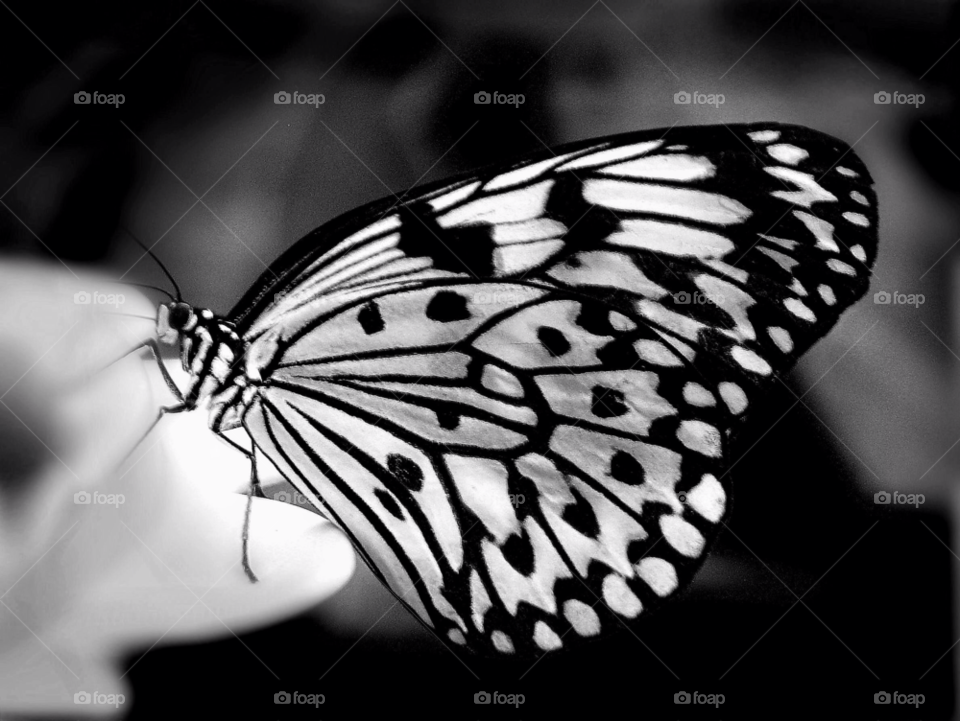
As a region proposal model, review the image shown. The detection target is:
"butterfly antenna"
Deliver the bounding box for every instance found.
[107,312,159,322]
[123,229,183,301]
[109,281,176,302]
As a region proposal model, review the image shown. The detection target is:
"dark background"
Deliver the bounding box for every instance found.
[1,1,957,717]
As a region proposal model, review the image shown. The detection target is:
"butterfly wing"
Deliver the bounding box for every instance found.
[234,123,877,655]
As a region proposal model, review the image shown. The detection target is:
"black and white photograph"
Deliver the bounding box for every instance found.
[0,1,955,717]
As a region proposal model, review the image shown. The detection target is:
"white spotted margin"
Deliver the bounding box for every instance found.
[143,123,877,658]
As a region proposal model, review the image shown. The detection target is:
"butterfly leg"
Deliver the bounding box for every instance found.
[118,399,194,470]
[105,338,184,402]
[214,431,267,498]
[214,430,261,584]
[108,338,203,460]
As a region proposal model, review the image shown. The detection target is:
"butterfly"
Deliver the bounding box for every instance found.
[136,122,877,657]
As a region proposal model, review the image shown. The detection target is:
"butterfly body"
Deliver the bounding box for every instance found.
[150,123,877,657]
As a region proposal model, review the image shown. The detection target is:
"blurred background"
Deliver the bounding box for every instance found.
[1,0,958,717]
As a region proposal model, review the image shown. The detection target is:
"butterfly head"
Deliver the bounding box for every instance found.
[156,301,197,345]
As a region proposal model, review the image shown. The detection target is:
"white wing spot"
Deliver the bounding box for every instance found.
[760,234,797,250]
[661,515,705,557]
[637,557,677,596]
[748,130,780,143]
[637,300,706,341]
[608,219,735,258]
[600,154,715,181]
[481,364,524,398]
[609,311,636,331]
[683,382,716,407]
[470,569,492,632]
[555,140,663,171]
[718,381,748,414]
[516,453,575,509]
[493,239,564,275]
[437,180,553,227]
[676,420,722,458]
[484,152,580,191]
[843,211,869,227]
[666,144,688,150]
[686,474,726,522]
[492,218,567,244]
[448,629,467,645]
[767,326,794,353]
[428,181,482,212]
[731,345,773,375]
[837,166,858,177]
[446,456,517,543]
[635,339,684,367]
[563,600,601,636]
[602,574,643,618]
[789,278,808,296]
[767,168,837,207]
[850,244,867,262]
[549,250,670,299]
[491,630,515,654]
[584,180,752,225]
[784,297,817,322]
[818,284,837,305]
[695,274,756,341]
[794,211,838,252]
[850,190,869,205]
[767,143,809,165]
[533,621,563,651]
[827,259,857,276]
[702,259,749,284]
[759,246,798,273]
[655,331,696,361]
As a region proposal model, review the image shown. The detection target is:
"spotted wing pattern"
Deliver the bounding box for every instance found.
[232,123,877,656]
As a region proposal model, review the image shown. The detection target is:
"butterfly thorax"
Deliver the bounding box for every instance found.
[156,301,262,431]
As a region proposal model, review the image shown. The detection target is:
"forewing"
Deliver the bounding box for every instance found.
[235,123,877,656]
